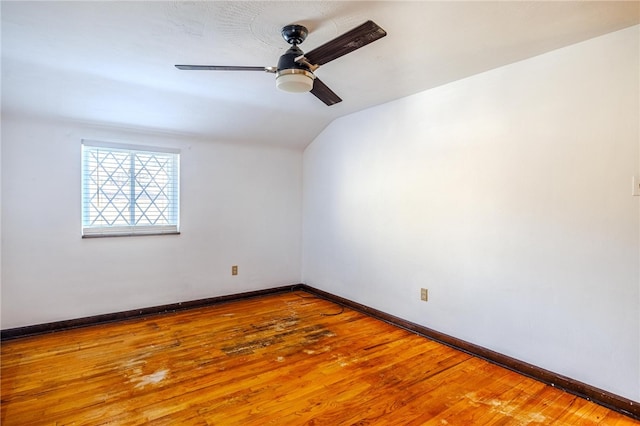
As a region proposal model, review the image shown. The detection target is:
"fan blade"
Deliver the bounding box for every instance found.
[303,20,386,67]
[310,77,342,106]
[175,65,276,73]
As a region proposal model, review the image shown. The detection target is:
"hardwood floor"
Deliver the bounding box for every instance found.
[1,291,637,425]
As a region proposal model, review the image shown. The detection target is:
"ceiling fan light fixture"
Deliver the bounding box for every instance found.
[276,69,314,93]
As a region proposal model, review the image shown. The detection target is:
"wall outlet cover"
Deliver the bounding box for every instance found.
[420,288,428,302]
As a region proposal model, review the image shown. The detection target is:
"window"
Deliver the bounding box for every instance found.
[81,140,180,237]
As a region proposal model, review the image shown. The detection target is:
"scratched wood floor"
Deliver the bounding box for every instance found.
[1,291,637,425]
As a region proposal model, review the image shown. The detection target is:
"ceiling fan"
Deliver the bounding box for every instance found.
[175,20,387,106]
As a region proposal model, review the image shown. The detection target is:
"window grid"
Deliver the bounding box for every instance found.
[82,143,179,237]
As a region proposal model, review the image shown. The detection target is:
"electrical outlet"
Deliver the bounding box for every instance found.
[420,288,428,302]
[232,265,238,276]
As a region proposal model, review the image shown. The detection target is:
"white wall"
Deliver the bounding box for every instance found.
[303,26,640,401]
[1,116,302,328]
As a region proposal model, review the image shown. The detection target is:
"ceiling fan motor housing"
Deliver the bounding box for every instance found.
[276,44,315,93]
[277,45,311,73]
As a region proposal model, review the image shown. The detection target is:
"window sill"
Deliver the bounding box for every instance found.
[82,232,181,239]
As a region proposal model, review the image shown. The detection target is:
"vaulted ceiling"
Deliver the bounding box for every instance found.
[2,1,638,149]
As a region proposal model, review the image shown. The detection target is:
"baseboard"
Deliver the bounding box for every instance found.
[2,283,638,419]
[297,284,640,420]
[0,284,302,341]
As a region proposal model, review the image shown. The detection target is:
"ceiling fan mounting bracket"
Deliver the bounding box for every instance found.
[295,55,319,72]
[281,24,308,45]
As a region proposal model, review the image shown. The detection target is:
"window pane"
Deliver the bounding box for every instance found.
[82,142,180,237]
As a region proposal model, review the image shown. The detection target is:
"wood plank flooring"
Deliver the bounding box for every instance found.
[1,291,637,425]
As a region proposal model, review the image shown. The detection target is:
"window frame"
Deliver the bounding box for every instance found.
[81,139,181,238]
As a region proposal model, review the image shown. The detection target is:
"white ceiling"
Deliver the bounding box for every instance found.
[2,1,638,149]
